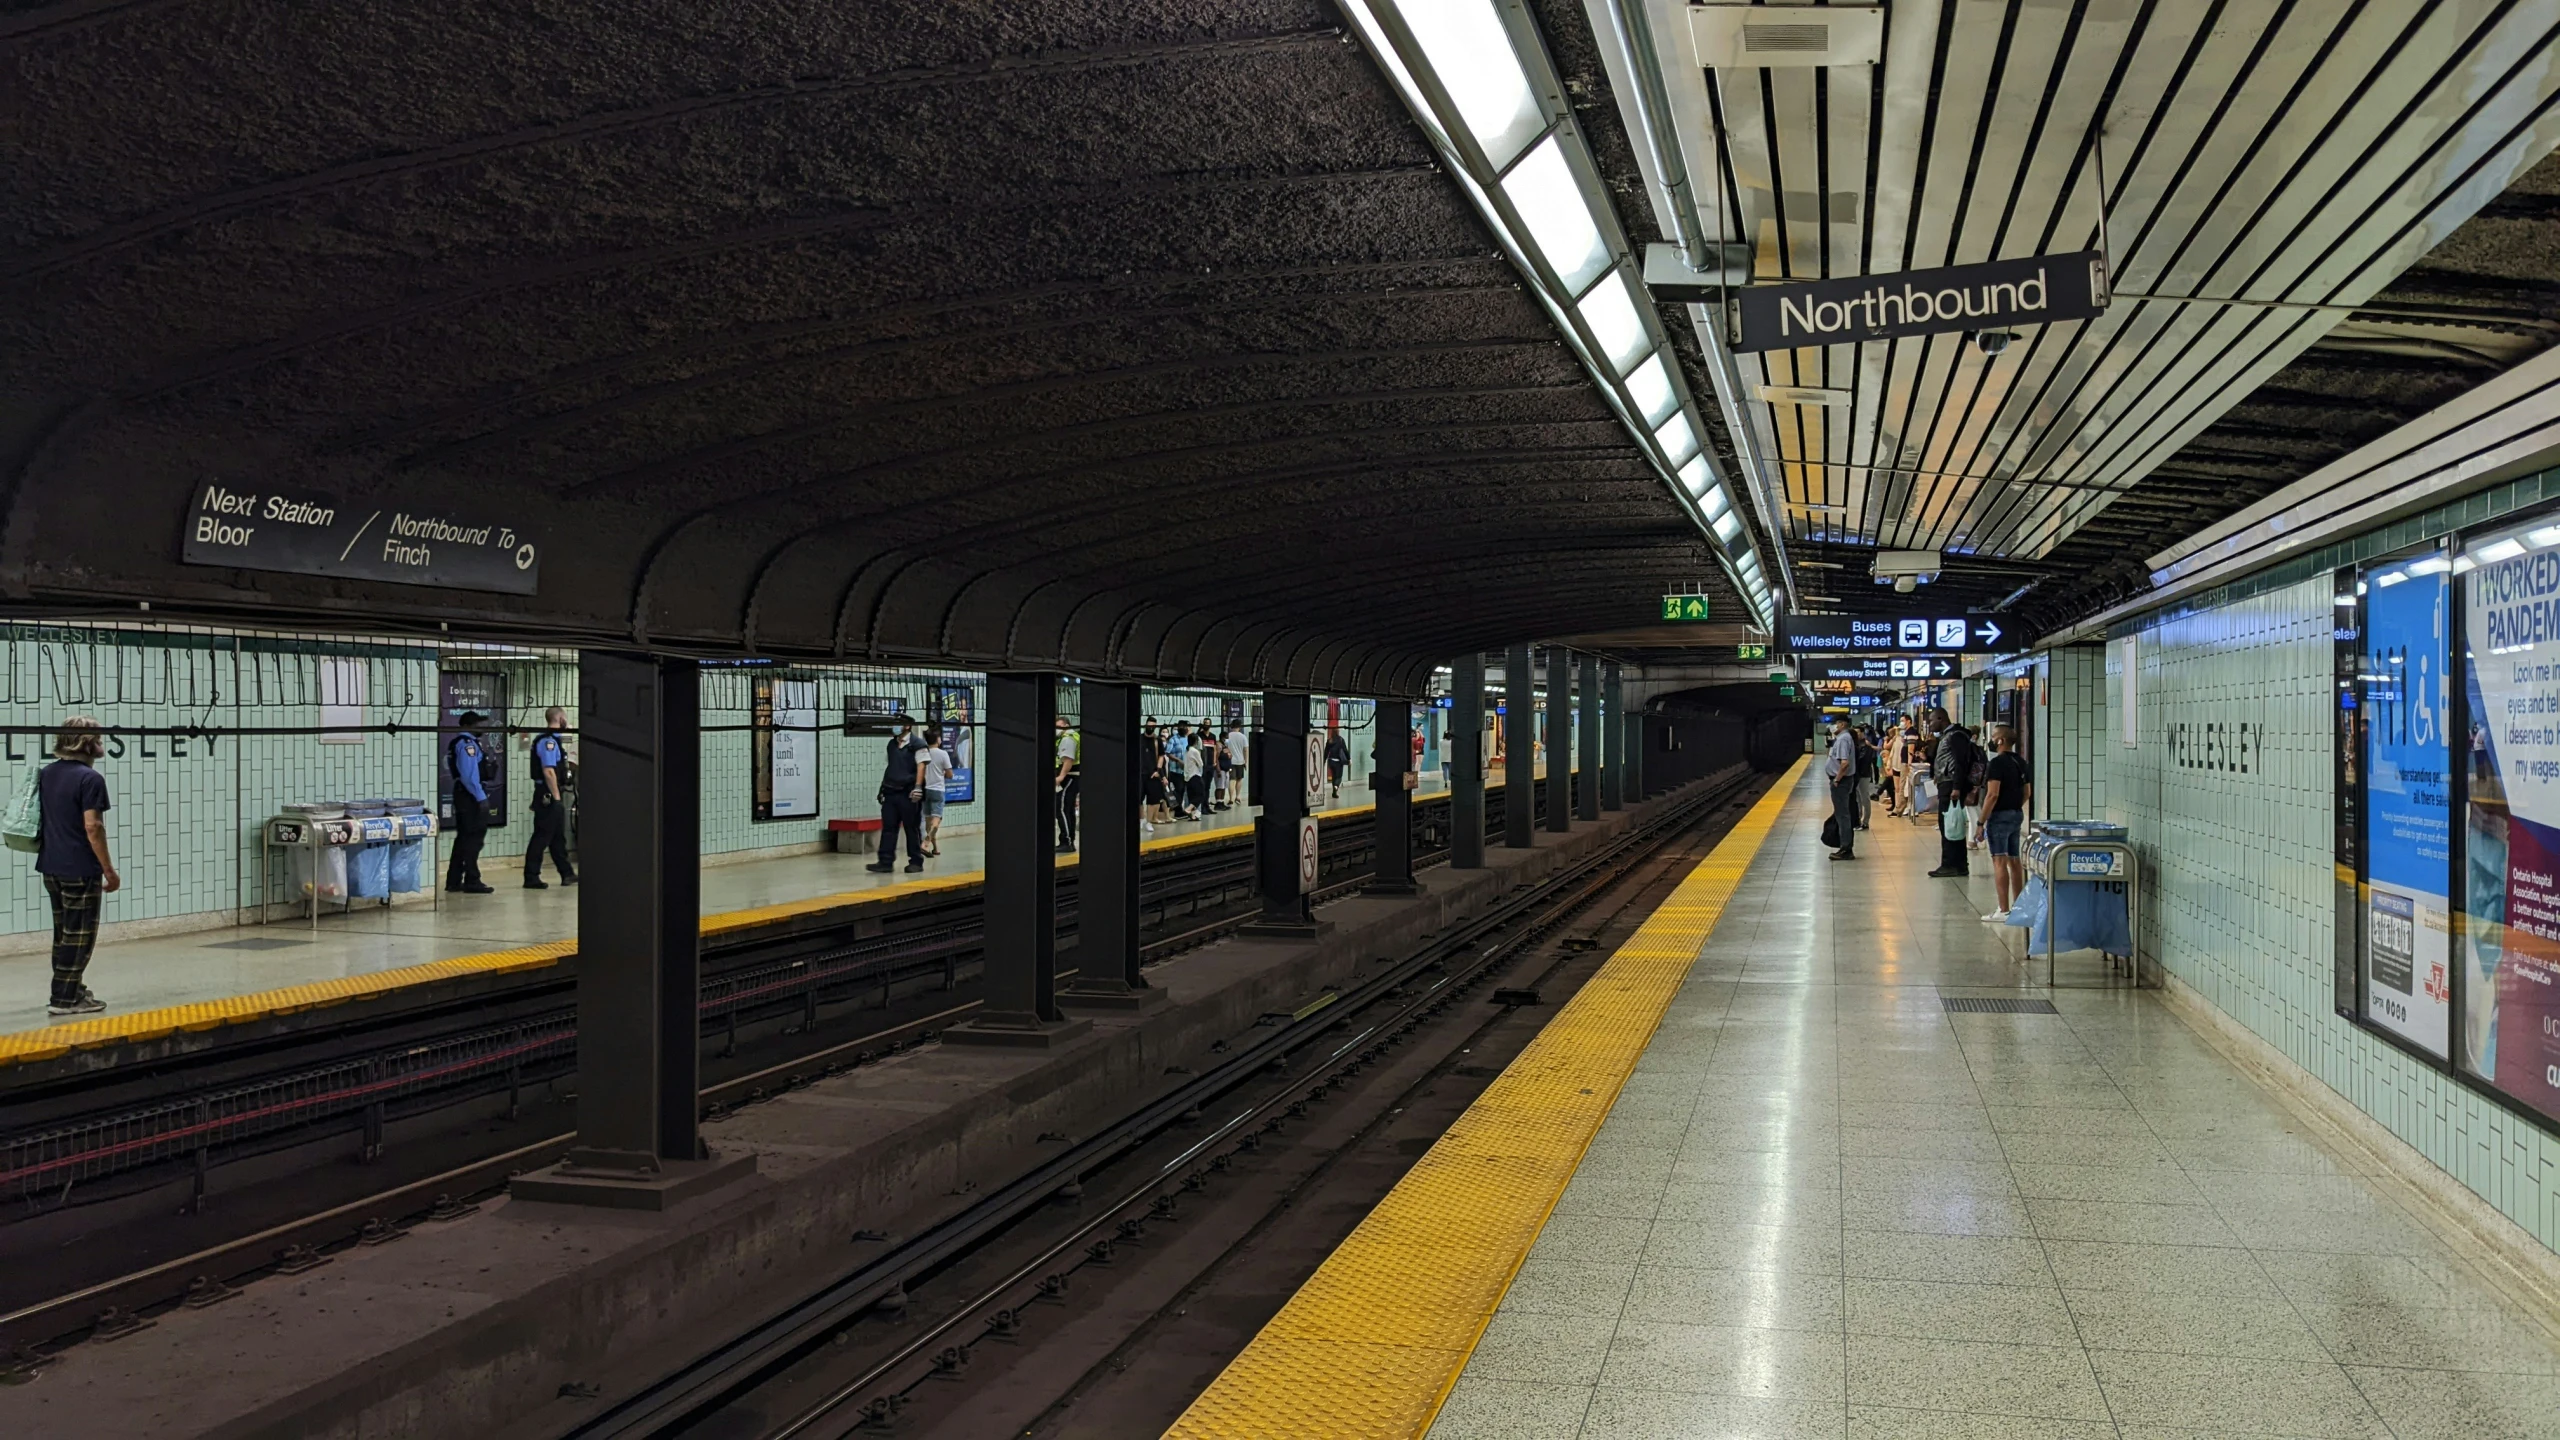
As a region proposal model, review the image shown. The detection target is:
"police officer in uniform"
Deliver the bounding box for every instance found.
[445,711,495,894]
[524,705,578,889]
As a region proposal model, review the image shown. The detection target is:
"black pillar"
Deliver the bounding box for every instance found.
[1601,663,1624,811]
[1451,655,1487,868]
[515,652,751,1209]
[1246,690,1325,936]
[1367,697,1417,894]
[1544,647,1571,832]
[1626,708,1648,799]
[1059,681,1161,1011]
[948,673,1090,1046]
[1577,653,1601,821]
[1504,645,1536,848]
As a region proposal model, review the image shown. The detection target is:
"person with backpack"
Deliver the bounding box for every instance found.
[444,711,495,894]
[1324,728,1351,803]
[21,717,119,1015]
[1930,716,1984,879]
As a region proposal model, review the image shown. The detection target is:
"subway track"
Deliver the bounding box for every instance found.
[0,792,1481,1362]
[553,766,1771,1440]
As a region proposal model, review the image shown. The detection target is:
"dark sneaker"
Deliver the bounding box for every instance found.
[48,990,105,1016]
[904,862,926,872]
[461,882,495,894]
[864,863,894,873]
[524,879,549,890]
[1830,850,1856,861]
[559,874,579,886]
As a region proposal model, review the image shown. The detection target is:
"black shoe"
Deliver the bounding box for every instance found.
[1054,842,1076,853]
[461,882,495,894]
[1926,867,1966,878]
[864,863,894,873]
[1830,850,1855,861]
[524,879,549,890]
[48,989,105,1017]
[904,861,926,872]
[560,874,578,886]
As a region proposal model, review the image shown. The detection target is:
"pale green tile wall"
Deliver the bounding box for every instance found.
[2053,580,2560,1255]
[2036,645,2108,818]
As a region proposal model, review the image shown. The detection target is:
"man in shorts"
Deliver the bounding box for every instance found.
[916,728,954,859]
[1973,724,2032,921]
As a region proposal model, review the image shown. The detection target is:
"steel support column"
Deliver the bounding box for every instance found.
[1626,707,1647,799]
[1245,690,1326,936]
[1601,662,1624,811]
[1545,647,1571,832]
[514,652,753,1209]
[1367,697,1417,895]
[1577,653,1601,821]
[948,673,1091,1046]
[1451,654,1487,868]
[1504,644,1536,848]
[1059,680,1162,1011]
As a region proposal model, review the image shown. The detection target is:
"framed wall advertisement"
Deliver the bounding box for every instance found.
[2358,546,2454,1058]
[926,683,976,804]
[2458,517,2560,1125]
[753,674,820,822]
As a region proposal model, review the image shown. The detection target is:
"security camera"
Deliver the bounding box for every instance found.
[1974,330,2020,356]
[1894,575,1918,594]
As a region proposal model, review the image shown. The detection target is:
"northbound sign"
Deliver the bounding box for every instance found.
[1781,613,2007,655]
[181,482,540,595]
[1735,251,2109,354]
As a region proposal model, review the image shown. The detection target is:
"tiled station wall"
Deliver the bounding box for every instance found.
[2032,644,2108,819]
[2055,578,2560,1254]
[0,629,1335,945]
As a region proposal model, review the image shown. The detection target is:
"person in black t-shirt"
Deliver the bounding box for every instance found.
[1973,724,2033,921]
[35,716,118,1016]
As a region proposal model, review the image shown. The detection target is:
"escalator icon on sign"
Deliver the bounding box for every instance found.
[1935,619,1967,649]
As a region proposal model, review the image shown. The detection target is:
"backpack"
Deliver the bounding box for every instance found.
[2,766,40,854]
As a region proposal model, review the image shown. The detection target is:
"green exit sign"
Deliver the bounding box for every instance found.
[1660,594,1711,621]
[1769,672,1790,685]
[1738,643,1768,660]
[1778,685,1798,700]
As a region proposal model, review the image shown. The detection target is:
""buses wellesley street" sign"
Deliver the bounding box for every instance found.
[1733,251,2110,353]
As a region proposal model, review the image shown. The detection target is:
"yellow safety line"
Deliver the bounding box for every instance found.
[0,792,1419,1067]
[1163,758,1806,1440]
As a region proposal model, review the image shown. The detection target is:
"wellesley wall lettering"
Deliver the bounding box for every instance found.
[1735,251,2110,353]
[181,483,540,595]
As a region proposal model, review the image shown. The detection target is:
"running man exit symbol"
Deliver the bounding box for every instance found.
[1661,595,1711,621]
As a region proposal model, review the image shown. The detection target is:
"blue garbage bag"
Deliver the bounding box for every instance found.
[2026,879,2131,954]
[389,837,425,894]
[349,841,391,899]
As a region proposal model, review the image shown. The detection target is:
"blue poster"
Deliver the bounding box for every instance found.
[929,684,976,804]
[2364,560,2451,1055]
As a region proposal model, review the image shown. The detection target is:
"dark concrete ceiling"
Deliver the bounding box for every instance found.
[0,1,1738,696]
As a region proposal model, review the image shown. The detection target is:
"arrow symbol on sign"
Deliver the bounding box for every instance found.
[1973,621,2004,646]
[1935,660,1953,676]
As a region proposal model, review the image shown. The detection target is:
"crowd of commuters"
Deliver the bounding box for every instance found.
[1825,705,2032,923]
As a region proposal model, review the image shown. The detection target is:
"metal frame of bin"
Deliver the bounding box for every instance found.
[2030,836,2143,988]
[258,815,440,932]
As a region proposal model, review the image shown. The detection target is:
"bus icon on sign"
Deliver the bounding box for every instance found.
[1935,619,1967,649]
[1899,620,1927,648]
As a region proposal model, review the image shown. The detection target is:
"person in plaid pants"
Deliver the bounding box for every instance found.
[37,716,118,1016]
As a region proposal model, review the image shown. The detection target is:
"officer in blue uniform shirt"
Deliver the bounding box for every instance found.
[445,711,495,894]
[524,705,577,889]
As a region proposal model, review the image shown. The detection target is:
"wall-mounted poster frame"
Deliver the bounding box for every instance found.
[2335,509,2560,1136]
[753,673,820,822]
[926,683,976,805]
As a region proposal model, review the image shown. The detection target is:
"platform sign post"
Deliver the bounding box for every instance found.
[1450,655,1488,870]
[1366,698,1418,894]
[1244,691,1325,937]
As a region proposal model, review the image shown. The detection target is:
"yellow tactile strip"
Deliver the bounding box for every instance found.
[1163,759,1805,1440]
[0,796,1392,1068]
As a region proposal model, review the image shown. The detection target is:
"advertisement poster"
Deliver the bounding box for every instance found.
[753,676,820,820]
[2363,562,2452,1057]
[928,684,976,804]
[438,670,507,828]
[2463,541,2560,1122]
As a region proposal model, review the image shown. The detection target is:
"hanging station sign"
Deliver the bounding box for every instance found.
[1660,594,1712,621]
[1780,613,2008,654]
[180,482,541,595]
[1733,251,2110,354]
[1801,655,1958,682]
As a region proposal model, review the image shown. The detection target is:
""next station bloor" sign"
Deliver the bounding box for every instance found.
[1735,251,2109,354]
[180,483,541,595]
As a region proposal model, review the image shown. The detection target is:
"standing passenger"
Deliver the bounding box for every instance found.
[1054,713,1080,852]
[1224,723,1249,809]
[916,728,952,858]
[37,717,118,1016]
[868,720,927,873]
[445,711,495,894]
[524,706,578,889]
[1825,715,1859,862]
[1974,725,2031,921]
[1929,716,1981,879]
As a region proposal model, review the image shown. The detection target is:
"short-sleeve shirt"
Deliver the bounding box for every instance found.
[917,745,952,793]
[1164,734,1189,761]
[38,760,109,879]
[1826,730,1857,781]
[530,732,566,785]
[1225,732,1248,765]
[1985,751,2029,813]
[1056,730,1079,774]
